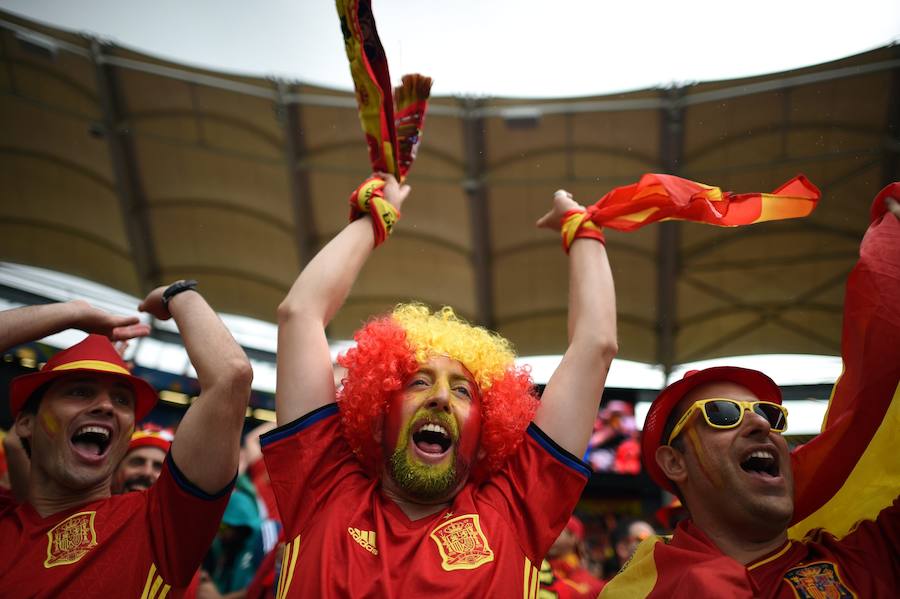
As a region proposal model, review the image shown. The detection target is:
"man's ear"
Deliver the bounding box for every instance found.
[14,412,35,443]
[656,445,688,486]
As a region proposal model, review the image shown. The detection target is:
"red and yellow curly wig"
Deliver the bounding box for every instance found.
[337,303,538,475]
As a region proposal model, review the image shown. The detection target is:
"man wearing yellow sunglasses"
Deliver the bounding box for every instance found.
[601,191,900,597]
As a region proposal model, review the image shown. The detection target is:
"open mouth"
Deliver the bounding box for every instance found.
[70,425,112,460]
[412,422,453,456]
[740,449,780,478]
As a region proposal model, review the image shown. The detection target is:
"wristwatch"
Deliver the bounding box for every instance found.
[161,279,199,312]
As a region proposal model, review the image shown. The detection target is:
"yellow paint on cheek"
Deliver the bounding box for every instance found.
[40,412,61,436]
[687,426,722,488]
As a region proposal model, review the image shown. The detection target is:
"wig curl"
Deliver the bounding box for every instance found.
[337,303,538,474]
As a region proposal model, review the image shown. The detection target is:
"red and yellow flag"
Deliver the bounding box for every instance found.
[600,184,899,598]
[583,173,820,231]
[788,183,900,540]
[336,0,431,181]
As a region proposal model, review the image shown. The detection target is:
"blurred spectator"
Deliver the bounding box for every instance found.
[241,421,280,552]
[542,515,606,597]
[0,427,28,503]
[606,518,655,575]
[112,424,174,493]
[587,400,640,473]
[654,496,688,532]
[202,490,264,595]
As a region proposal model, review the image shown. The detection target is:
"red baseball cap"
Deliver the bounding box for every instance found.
[565,515,585,542]
[641,366,782,493]
[129,424,174,454]
[9,334,158,422]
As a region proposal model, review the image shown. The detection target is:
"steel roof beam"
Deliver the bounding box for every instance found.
[90,39,160,293]
[462,98,494,329]
[277,82,317,269]
[656,87,685,380]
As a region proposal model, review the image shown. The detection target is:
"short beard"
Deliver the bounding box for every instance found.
[388,447,462,502]
[123,475,154,493]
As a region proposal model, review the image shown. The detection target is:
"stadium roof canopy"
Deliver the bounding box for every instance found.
[1,10,898,376]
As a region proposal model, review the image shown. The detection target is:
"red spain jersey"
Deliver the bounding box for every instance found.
[0,455,232,599]
[261,403,590,598]
[601,497,899,598]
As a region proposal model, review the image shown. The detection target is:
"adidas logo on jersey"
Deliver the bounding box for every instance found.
[348,527,378,555]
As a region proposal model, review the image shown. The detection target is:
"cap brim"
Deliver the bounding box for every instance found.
[10,367,158,422]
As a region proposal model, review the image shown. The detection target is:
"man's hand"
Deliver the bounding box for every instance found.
[242,421,276,467]
[375,172,411,212]
[195,571,223,599]
[886,197,900,221]
[69,299,150,341]
[536,189,583,231]
[137,286,170,320]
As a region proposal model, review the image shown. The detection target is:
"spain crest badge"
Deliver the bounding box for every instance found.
[44,511,98,568]
[784,561,855,598]
[429,514,494,571]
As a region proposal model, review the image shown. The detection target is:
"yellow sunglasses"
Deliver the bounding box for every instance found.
[667,398,788,445]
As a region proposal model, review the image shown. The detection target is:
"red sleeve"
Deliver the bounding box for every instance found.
[477,424,590,563]
[260,404,366,534]
[145,454,234,586]
[248,457,279,522]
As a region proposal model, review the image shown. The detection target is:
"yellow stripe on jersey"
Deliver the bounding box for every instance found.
[277,534,302,599]
[523,557,543,599]
[523,557,531,599]
[139,563,172,599]
[140,564,156,599]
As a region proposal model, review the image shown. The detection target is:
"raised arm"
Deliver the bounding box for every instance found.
[139,284,253,495]
[275,174,410,425]
[534,190,618,456]
[0,300,149,353]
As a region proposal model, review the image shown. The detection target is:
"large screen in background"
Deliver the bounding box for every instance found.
[585,399,642,475]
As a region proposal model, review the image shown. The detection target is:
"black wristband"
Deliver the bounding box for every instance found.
[162,279,198,310]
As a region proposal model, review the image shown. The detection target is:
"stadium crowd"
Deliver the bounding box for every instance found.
[0,179,897,597]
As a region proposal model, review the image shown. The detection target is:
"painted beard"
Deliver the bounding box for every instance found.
[387,410,471,502]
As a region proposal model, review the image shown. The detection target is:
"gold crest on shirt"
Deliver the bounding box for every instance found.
[430,514,494,571]
[44,511,98,568]
[784,561,855,599]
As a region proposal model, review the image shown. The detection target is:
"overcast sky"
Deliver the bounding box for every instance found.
[1,0,898,97]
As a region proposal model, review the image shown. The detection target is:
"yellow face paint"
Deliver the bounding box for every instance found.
[40,412,61,436]
[686,423,722,489]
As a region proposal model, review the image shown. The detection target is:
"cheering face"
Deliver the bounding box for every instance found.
[672,381,794,541]
[113,446,166,493]
[382,355,483,503]
[17,373,136,493]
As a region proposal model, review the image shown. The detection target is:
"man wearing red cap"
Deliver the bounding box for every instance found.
[0,283,253,597]
[600,192,900,597]
[113,424,175,494]
[541,515,606,598]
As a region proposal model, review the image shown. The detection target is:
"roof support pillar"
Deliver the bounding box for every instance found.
[461,98,494,329]
[882,46,900,187]
[656,87,685,381]
[277,82,317,268]
[90,39,159,293]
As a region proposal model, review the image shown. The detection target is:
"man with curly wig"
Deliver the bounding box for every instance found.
[261,174,617,596]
